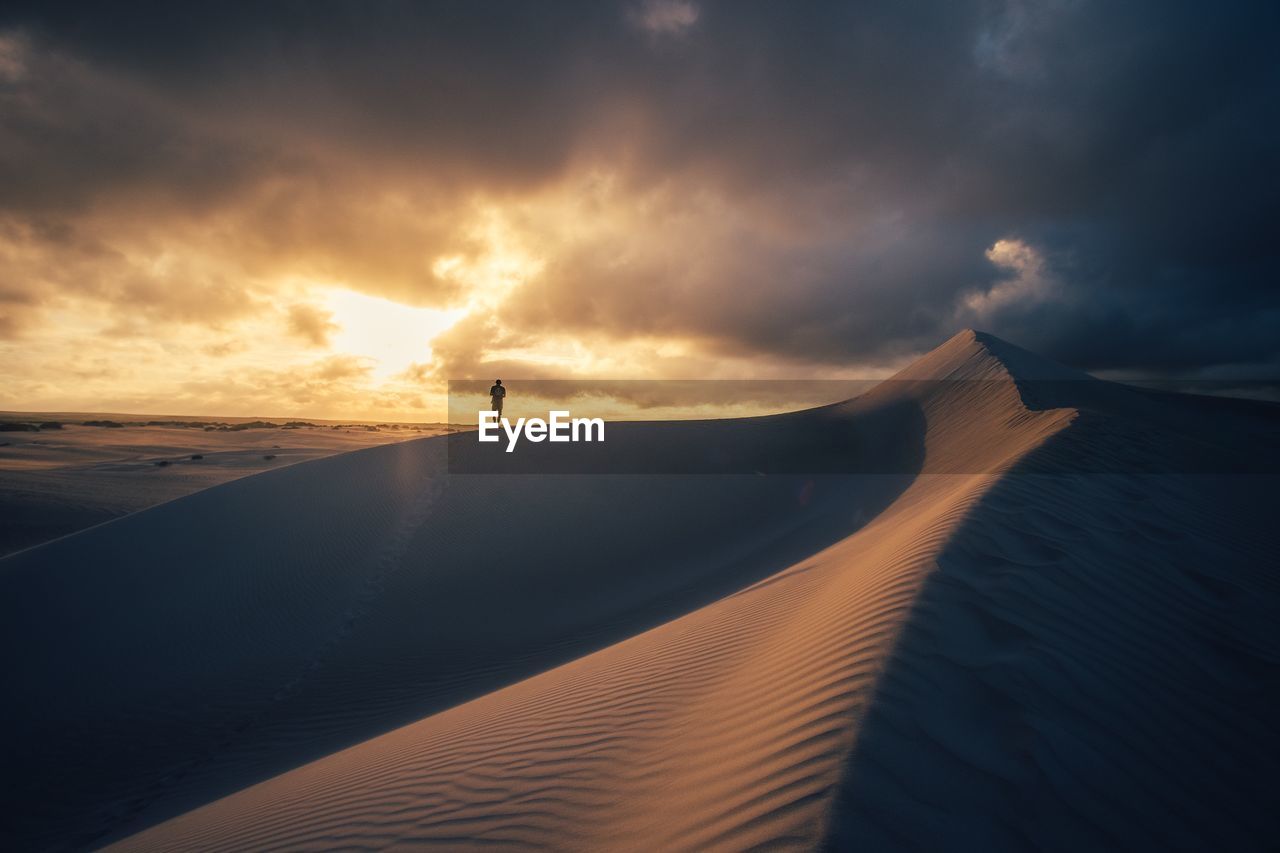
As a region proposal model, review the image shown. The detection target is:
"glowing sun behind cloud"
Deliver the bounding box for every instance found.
[322,289,465,379]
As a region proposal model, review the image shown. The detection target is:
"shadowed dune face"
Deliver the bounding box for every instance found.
[445,396,927,476]
[824,412,1280,851]
[4,331,1279,852]
[1,388,927,850]
[98,332,1087,852]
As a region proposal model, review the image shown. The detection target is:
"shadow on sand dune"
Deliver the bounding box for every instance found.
[0,397,926,850]
[447,397,926,475]
[824,381,1280,852]
[64,330,1280,852]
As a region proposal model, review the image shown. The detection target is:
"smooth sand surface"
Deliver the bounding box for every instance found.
[3,331,1277,851]
[0,422,444,557]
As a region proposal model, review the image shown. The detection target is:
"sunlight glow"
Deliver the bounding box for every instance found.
[444,211,546,312]
[323,289,465,378]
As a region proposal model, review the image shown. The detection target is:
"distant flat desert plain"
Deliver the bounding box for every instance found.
[0,415,455,557]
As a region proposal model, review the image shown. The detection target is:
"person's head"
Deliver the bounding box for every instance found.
[495,379,502,385]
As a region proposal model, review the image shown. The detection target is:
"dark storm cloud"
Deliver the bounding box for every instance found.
[2,0,1278,374]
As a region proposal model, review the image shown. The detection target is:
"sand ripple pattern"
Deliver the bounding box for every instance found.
[116,332,1088,851]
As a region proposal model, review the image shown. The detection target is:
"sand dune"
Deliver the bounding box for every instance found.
[0,422,440,557]
[3,331,1277,851]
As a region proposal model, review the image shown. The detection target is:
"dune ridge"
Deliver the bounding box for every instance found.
[4,330,1277,851]
[825,354,1280,850]
[109,332,1080,851]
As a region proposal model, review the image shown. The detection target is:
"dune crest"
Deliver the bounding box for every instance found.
[4,331,1277,851]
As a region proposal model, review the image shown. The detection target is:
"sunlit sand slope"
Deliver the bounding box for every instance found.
[2,337,930,849]
[111,331,1106,852]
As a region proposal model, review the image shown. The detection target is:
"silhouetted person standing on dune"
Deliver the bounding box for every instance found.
[489,379,506,418]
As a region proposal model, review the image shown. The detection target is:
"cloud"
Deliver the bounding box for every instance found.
[286,303,338,347]
[312,354,373,382]
[0,30,27,80]
[630,1,699,36]
[0,0,1277,420]
[961,238,1058,320]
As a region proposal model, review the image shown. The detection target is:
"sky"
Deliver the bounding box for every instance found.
[1,0,1277,420]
